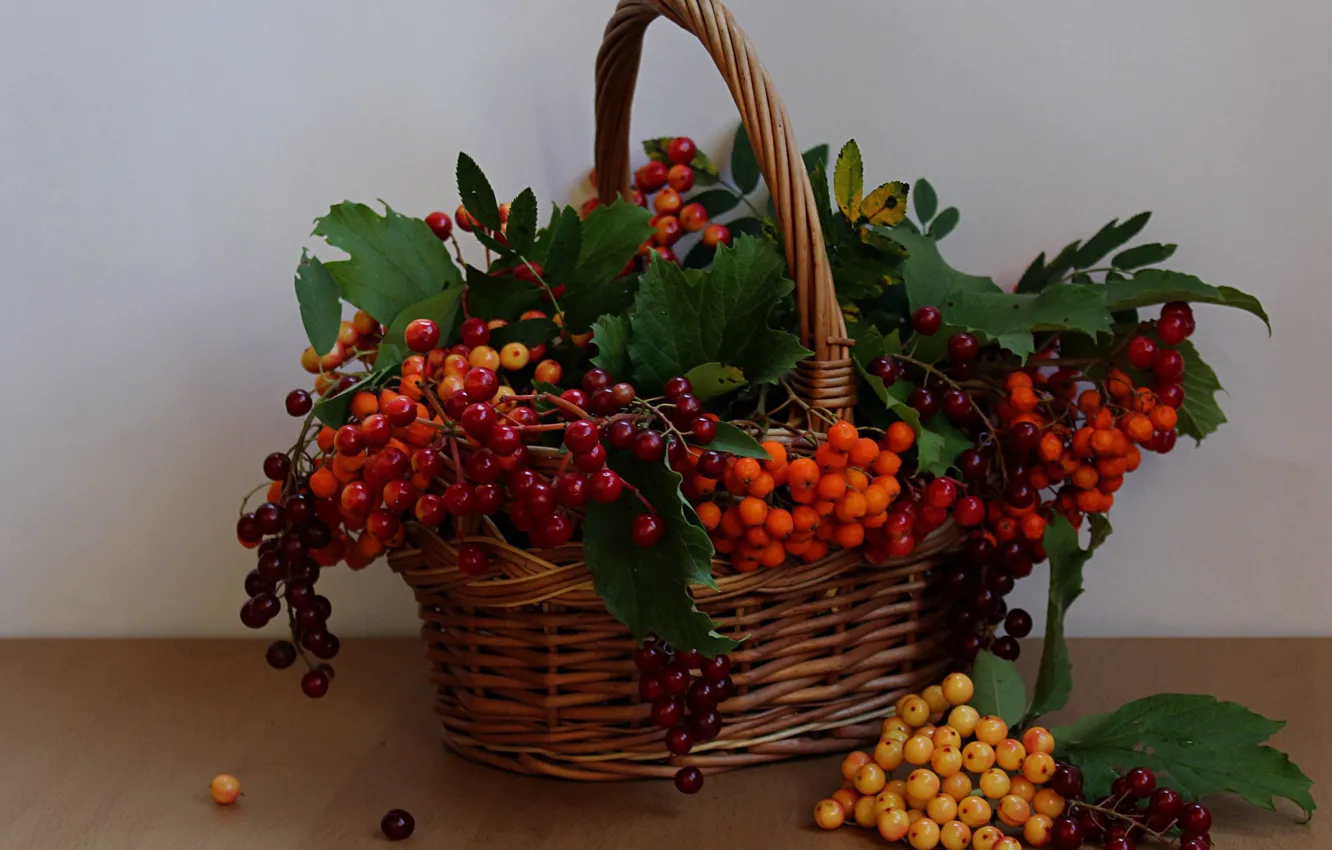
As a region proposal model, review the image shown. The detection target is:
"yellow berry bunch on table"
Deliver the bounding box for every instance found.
[813,672,1067,849]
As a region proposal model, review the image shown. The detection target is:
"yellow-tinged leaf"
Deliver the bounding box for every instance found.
[862,181,910,226]
[833,140,864,222]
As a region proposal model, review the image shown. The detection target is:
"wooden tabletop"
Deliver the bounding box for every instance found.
[0,638,1322,849]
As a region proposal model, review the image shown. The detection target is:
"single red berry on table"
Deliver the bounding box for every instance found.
[301,669,330,699]
[404,318,439,353]
[674,766,704,795]
[1179,836,1212,850]
[1178,801,1212,834]
[380,809,415,841]
[425,210,453,240]
[912,305,943,335]
[666,136,697,165]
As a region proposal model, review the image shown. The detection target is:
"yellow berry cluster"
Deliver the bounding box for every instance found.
[814,673,1066,849]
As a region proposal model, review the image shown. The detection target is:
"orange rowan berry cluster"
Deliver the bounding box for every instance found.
[686,419,942,571]
[814,672,1070,850]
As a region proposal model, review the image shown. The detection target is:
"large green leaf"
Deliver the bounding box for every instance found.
[1111,242,1176,270]
[540,205,583,290]
[456,152,502,231]
[893,228,1000,315]
[833,140,864,222]
[929,285,1114,362]
[589,313,630,380]
[912,178,938,225]
[1174,339,1227,444]
[730,123,761,194]
[465,265,541,322]
[969,651,1027,728]
[505,187,538,256]
[626,237,810,393]
[1028,514,1112,720]
[690,189,741,218]
[313,202,461,324]
[489,317,558,349]
[583,453,738,656]
[1073,212,1151,269]
[706,420,768,458]
[1053,694,1315,820]
[294,251,342,355]
[927,207,959,240]
[382,288,463,351]
[561,200,654,331]
[1102,269,1270,332]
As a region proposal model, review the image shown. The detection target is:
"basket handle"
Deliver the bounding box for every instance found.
[594,0,857,417]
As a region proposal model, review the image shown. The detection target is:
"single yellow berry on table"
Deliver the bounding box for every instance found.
[899,695,932,727]
[961,741,996,773]
[1023,751,1058,784]
[877,807,911,841]
[974,715,1009,747]
[1024,812,1055,846]
[813,798,845,830]
[1033,787,1066,818]
[941,672,974,706]
[971,824,1004,850]
[947,705,980,738]
[994,738,1027,771]
[930,744,963,778]
[906,768,941,800]
[941,772,973,802]
[922,684,950,717]
[926,793,957,824]
[874,789,905,812]
[939,819,972,850]
[957,795,992,829]
[874,739,905,771]
[841,750,871,781]
[853,794,879,828]
[904,734,935,766]
[209,774,240,805]
[907,816,941,850]
[997,793,1032,827]
[933,725,963,749]
[853,762,887,795]
[831,787,858,816]
[1022,726,1056,755]
[979,768,1011,800]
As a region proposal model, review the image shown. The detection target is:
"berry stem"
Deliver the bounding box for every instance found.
[517,256,570,342]
[1075,797,1182,848]
[238,481,270,516]
[888,352,1008,483]
[448,233,466,267]
[777,380,844,429]
[717,178,765,219]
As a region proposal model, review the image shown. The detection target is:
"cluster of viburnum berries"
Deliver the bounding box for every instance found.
[815,672,1214,849]
[857,301,1198,666]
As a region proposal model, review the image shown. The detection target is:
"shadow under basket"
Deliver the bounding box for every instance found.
[388,518,959,780]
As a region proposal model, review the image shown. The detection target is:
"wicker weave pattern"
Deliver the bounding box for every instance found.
[388,0,958,779]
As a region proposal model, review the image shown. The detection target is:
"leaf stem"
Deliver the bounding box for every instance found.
[517,257,569,342]
[717,178,765,219]
[885,353,1007,483]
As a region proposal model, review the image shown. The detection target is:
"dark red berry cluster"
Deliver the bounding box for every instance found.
[634,638,735,794]
[1047,762,1213,849]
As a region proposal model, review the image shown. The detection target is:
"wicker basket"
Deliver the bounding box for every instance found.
[387,0,961,780]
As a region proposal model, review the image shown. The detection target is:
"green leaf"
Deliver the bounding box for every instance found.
[465,265,541,322]
[1028,514,1112,720]
[730,123,761,194]
[861,226,909,260]
[589,314,631,380]
[1102,269,1270,332]
[833,140,864,222]
[861,181,909,227]
[690,189,741,218]
[489,317,558,349]
[803,144,830,174]
[894,228,1001,314]
[727,217,764,238]
[705,419,769,458]
[642,137,673,162]
[382,288,463,351]
[1175,339,1227,444]
[913,178,938,224]
[1072,212,1150,270]
[626,239,810,392]
[916,416,975,478]
[294,251,342,355]
[690,150,720,187]
[1112,242,1176,270]
[505,188,538,256]
[312,365,397,428]
[682,240,715,270]
[807,162,835,243]
[932,285,1114,362]
[927,206,959,240]
[456,153,502,231]
[1015,252,1048,294]
[1044,240,1082,285]
[1053,694,1315,820]
[583,453,738,656]
[529,203,562,265]
[683,362,746,402]
[313,202,461,323]
[541,206,583,290]
[969,651,1028,727]
[563,199,654,330]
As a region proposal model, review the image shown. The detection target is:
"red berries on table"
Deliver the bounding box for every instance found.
[380,809,416,841]
[665,136,696,165]
[404,318,439,353]
[673,766,704,795]
[210,774,241,806]
[424,210,453,240]
[912,305,943,335]
[300,669,330,699]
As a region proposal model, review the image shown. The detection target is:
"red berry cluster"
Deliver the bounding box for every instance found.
[634,638,735,795]
[1046,762,1213,849]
